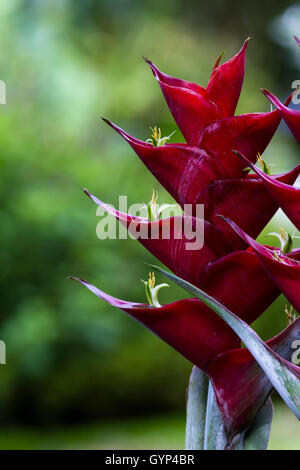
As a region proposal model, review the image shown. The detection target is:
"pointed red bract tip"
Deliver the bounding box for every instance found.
[101,118,139,144]
[143,56,152,65]
[261,88,292,109]
[81,187,93,199]
[262,88,288,109]
[68,275,88,283]
[240,36,251,52]
[294,35,300,48]
[143,57,160,79]
[261,89,300,145]
[101,117,112,125]
[205,38,249,117]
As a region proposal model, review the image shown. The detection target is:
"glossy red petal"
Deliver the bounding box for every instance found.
[262,89,300,145]
[145,59,223,145]
[102,119,223,207]
[84,189,232,287]
[143,57,206,95]
[197,166,300,250]
[220,216,300,314]
[206,39,249,116]
[144,40,248,144]
[71,278,240,371]
[207,317,300,434]
[199,178,277,250]
[201,250,279,325]
[236,152,300,231]
[197,109,282,175]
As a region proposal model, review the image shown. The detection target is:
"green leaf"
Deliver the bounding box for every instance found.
[203,381,227,449]
[185,367,209,450]
[149,264,300,421]
[243,397,273,450]
[204,382,244,450]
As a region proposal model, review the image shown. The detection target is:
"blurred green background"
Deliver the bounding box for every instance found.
[0,0,300,449]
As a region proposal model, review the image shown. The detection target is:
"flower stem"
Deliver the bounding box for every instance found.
[203,381,228,449]
[185,366,209,450]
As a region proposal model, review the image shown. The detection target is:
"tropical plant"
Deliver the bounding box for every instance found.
[71,36,300,450]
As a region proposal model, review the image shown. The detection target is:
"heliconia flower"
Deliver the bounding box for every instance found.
[70,275,287,435]
[83,188,232,286]
[219,215,300,314]
[262,88,300,145]
[207,315,300,434]
[233,151,300,231]
[144,40,249,143]
[197,164,300,249]
[141,271,169,308]
[68,33,300,450]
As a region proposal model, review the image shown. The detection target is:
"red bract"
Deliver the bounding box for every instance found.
[72,242,280,349]
[144,40,249,144]
[220,216,300,313]
[71,275,278,372]
[197,166,300,249]
[262,88,300,145]
[205,39,250,116]
[197,108,284,174]
[70,278,240,371]
[200,250,279,325]
[235,152,300,231]
[83,188,231,286]
[102,119,223,207]
[71,276,290,435]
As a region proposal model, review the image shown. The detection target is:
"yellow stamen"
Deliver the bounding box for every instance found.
[150,126,162,145]
[257,152,263,168]
[146,126,175,147]
[257,152,272,175]
[280,227,287,241]
[285,304,297,325]
[151,189,158,207]
[148,272,156,289]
